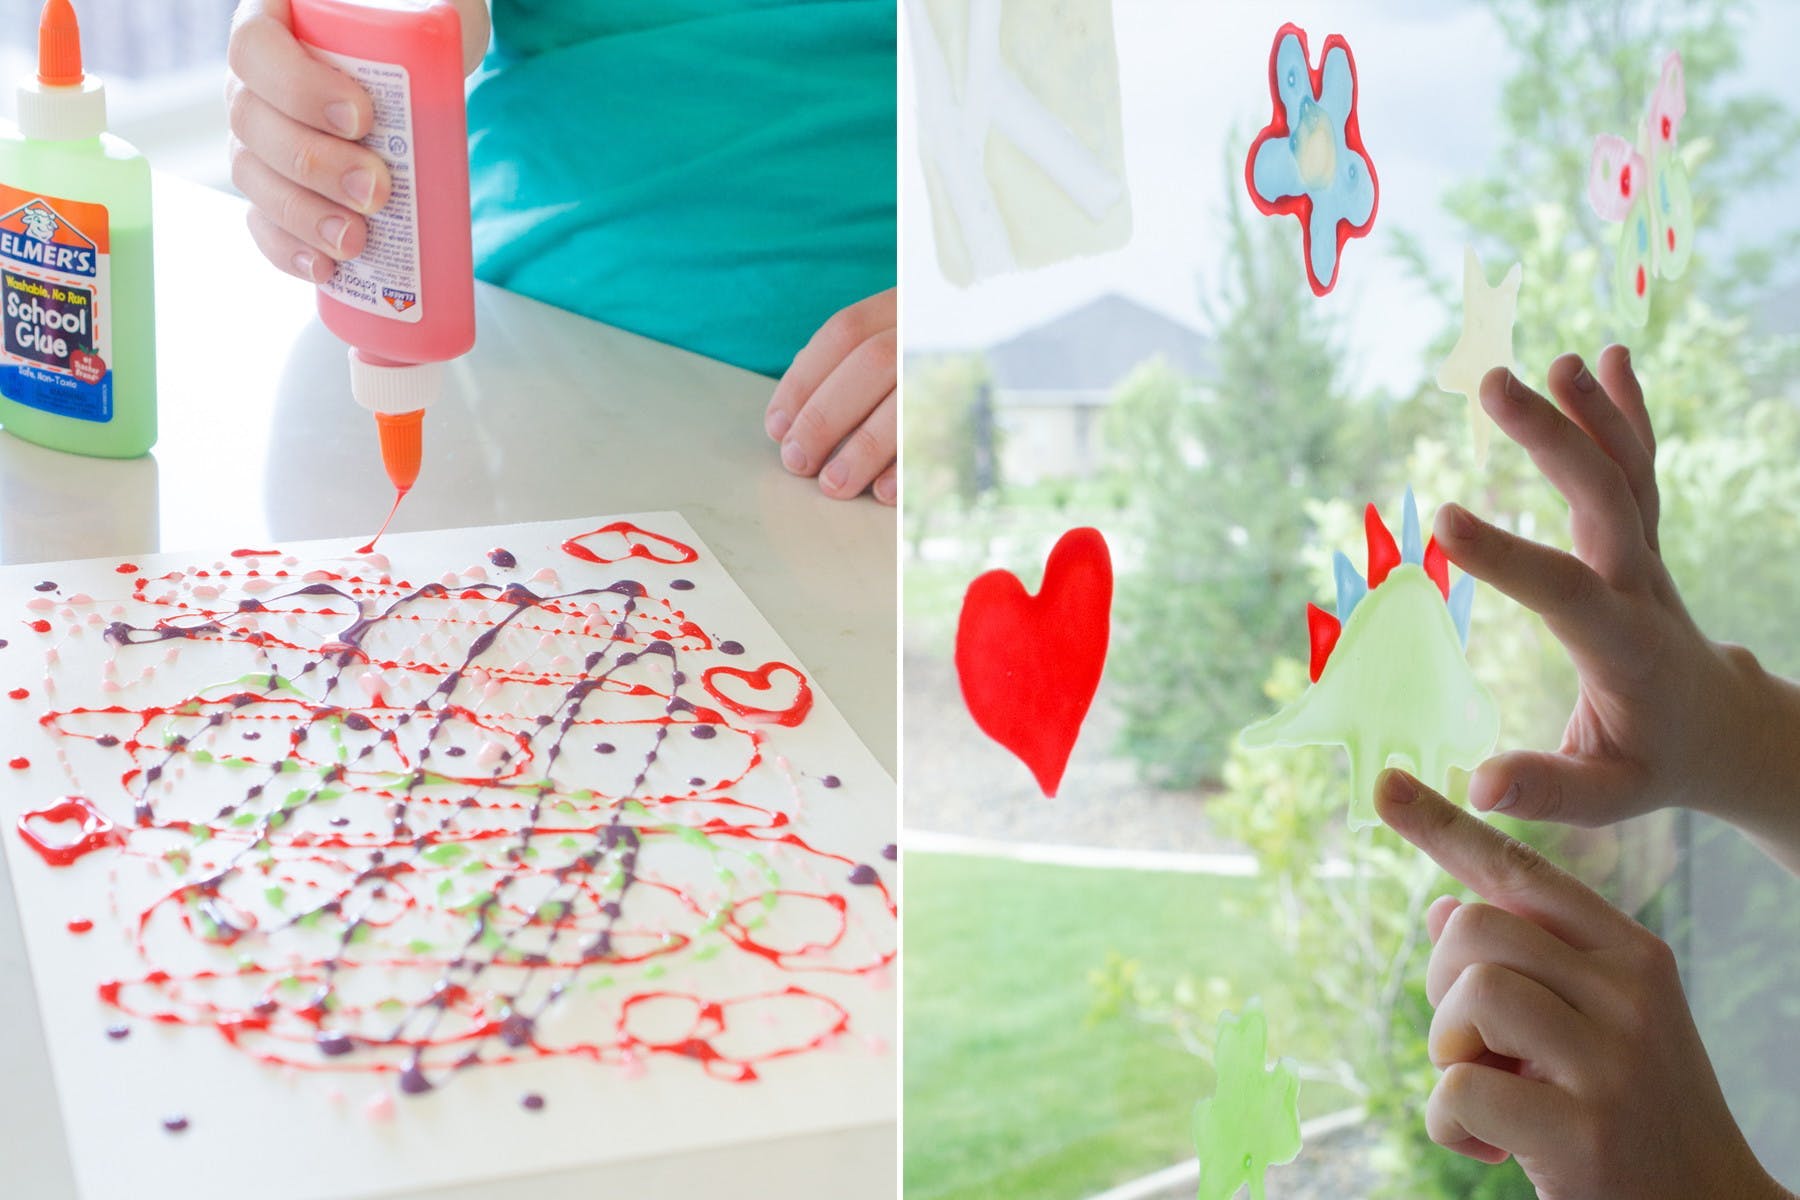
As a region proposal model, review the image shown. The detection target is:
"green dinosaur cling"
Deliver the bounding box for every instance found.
[1241,490,1500,830]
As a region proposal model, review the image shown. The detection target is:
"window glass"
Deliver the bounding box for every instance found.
[903,2,1800,1196]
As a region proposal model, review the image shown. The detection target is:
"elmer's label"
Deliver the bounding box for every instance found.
[312,49,424,324]
[0,187,113,423]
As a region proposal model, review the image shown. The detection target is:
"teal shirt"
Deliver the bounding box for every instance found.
[468,1,896,378]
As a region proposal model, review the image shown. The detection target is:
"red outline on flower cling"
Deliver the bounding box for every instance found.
[1243,22,1380,297]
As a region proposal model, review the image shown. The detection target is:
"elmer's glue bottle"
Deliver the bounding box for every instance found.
[291,0,475,503]
[0,0,156,458]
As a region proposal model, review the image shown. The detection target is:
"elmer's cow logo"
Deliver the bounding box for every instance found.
[0,200,98,278]
[382,287,418,313]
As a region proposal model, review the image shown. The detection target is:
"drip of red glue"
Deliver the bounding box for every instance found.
[358,487,408,556]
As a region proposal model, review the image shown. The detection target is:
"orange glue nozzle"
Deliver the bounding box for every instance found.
[38,0,84,87]
[374,410,424,493]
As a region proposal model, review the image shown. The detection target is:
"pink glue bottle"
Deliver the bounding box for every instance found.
[289,0,475,528]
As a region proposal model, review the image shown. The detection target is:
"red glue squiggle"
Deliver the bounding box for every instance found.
[9,530,894,1105]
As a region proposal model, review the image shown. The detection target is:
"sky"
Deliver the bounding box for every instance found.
[901,0,1800,396]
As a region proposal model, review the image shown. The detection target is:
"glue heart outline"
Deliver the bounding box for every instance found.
[18,795,125,868]
[954,527,1112,797]
[701,661,813,727]
[561,521,700,566]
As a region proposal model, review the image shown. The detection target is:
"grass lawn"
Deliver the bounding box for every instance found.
[904,852,1348,1200]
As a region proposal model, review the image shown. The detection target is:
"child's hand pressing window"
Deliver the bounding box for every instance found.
[1375,769,1793,1200]
[1436,348,1800,874]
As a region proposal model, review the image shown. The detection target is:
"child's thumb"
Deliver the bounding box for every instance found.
[1469,751,1646,827]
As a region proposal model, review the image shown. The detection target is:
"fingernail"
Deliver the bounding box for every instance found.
[874,475,897,505]
[1503,370,1528,403]
[293,250,318,278]
[1380,769,1417,805]
[1618,344,1632,366]
[343,168,377,212]
[822,459,849,492]
[766,409,792,441]
[1444,503,1476,540]
[1491,781,1521,812]
[325,102,359,138]
[318,215,349,255]
[1572,363,1598,392]
[781,441,808,474]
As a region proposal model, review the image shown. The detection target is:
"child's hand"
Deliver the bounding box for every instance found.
[1438,349,1800,864]
[226,0,490,284]
[1375,769,1788,1200]
[766,289,897,506]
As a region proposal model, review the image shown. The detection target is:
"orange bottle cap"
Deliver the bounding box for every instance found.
[38,0,84,88]
[374,410,424,494]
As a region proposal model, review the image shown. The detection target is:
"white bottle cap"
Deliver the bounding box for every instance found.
[17,77,106,143]
[348,349,444,415]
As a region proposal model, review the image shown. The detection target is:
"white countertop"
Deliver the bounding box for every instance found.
[0,174,897,1200]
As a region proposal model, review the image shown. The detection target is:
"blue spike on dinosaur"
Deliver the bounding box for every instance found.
[1449,573,1474,648]
[1401,485,1423,565]
[1332,550,1367,622]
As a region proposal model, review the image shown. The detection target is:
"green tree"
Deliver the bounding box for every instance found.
[902,354,996,553]
[1107,165,1365,787]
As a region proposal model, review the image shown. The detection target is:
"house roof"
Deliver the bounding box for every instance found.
[983,293,1212,392]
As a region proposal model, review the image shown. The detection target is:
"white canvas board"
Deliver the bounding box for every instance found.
[0,512,896,1200]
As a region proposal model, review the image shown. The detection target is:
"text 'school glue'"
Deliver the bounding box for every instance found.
[291,0,476,500]
[0,0,156,458]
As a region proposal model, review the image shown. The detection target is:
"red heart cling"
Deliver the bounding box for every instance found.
[701,661,813,727]
[954,528,1112,797]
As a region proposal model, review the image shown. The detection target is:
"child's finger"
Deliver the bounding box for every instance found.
[1595,343,1660,551]
[1544,354,1659,550]
[1433,1134,1512,1166]
[872,464,897,508]
[229,139,366,262]
[1469,750,1649,827]
[1428,961,1591,1078]
[1374,770,1635,952]
[1425,895,1461,944]
[819,392,896,501]
[230,0,374,139]
[1596,343,1654,459]
[1478,367,1648,584]
[1427,1061,1569,1165]
[227,83,391,215]
[778,331,896,480]
[767,290,896,444]
[1426,901,1599,1013]
[245,207,336,284]
[1432,503,1622,660]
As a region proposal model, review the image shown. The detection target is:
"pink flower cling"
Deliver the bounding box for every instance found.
[291,0,475,506]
